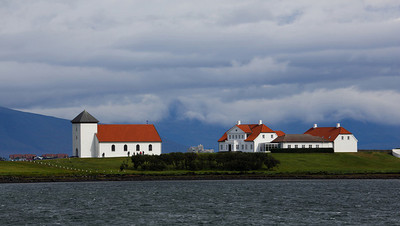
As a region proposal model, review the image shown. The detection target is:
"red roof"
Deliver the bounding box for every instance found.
[218,123,277,142]
[96,124,162,142]
[304,126,352,142]
[275,130,285,137]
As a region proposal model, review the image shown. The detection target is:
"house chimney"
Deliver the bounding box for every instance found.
[237,120,241,125]
[336,123,341,128]
[313,124,318,128]
[258,120,263,125]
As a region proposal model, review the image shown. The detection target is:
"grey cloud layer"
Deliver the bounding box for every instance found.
[0,0,399,125]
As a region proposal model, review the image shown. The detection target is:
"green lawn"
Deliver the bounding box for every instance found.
[270,152,400,174]
[1,152,400,177]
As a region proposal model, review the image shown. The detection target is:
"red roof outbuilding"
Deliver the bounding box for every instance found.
[304,126,352,142]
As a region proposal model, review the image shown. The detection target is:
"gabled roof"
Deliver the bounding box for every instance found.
[96,124,162,142]
[218,123,277,142]
[71,110,99,123]
[304,126,352,142]
[271,134,329,143]
[274,130,285,137]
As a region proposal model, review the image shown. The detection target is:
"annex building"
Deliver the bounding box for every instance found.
[218,121,357,153]
[72,110,162,158]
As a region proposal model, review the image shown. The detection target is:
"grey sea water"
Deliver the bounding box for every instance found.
[1,179,400,225]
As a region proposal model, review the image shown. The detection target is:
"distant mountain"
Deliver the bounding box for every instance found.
[0,106,71,158]
[0,106,399,158]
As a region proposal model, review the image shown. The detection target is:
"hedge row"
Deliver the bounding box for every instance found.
[270,148,334,153]
[131,152,280,171]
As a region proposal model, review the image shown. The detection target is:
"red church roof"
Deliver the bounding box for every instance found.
[96,124,162,142]
[218,123,277,142]
[304,126,352,142]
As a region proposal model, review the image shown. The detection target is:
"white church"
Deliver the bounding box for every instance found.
[72,110,162,158]
[218,121,358,153]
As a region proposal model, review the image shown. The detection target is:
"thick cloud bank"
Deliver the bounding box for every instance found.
[0,0,399,125]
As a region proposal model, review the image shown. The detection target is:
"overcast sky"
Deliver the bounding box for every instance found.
[0,0,399,126]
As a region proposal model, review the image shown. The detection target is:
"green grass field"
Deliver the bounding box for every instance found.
[1,152,400,177]
[271,152,400,174]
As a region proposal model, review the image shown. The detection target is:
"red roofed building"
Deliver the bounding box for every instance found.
[304,123,358,152]
[218,120,281,152]
[71,111,162,158]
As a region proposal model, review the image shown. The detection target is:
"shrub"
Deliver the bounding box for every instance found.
[131,152,280,171]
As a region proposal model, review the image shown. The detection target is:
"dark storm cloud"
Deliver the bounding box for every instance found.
[0,0,399,125]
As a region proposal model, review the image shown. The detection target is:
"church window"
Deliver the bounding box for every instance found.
[124,145,128,151]
[111,145,115,152]
[136,144,140,151]
[149,144,152,151]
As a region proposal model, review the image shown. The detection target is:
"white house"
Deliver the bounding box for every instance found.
[304,123,358,152]
[218,120,284,152]
[218,121,358,153]
[72,110,162,158]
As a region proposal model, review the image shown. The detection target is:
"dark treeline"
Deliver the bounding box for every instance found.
[130,152,280,171]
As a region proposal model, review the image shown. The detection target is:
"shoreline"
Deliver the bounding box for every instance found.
[2,173,400,183]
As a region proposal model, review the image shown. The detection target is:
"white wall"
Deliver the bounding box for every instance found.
[72,123,98,158]
[334,134,358,152]
[280,142,333,149]
[98,142,162,158]
[253,133,278,152]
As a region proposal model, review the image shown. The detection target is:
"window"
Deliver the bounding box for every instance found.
[149,144,152,151]
[271,134,273,138]
[302,145,305,148]
[316,145,320,148]
[242,144,244,150]
[342,136,344,140]
[220,145,223,150]
[250,144,253,149]
[235,135,237,139]
[136,144,140,151]
[111,145,115,152]
[124,145,128,152]
[309,145,312,148]
[262,135,265,138]
[295,145,298,148]
[229,135,231,139]
[348,136,350,140]
[288,145,291,148]
[236,144,239,149]
[245,144,248,149]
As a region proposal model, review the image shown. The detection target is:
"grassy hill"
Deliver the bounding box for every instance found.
[1,152,400,181]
